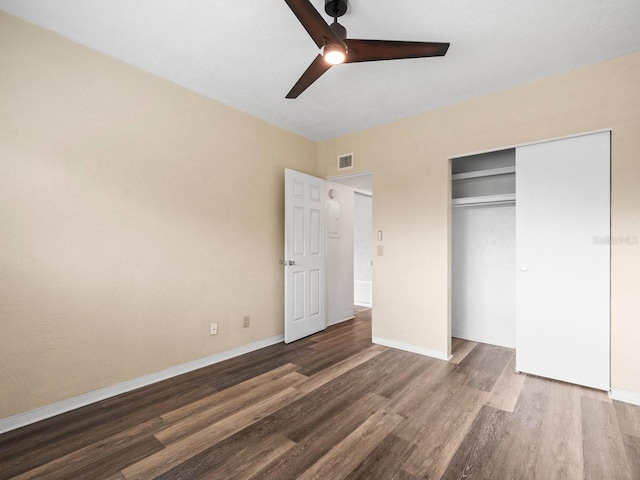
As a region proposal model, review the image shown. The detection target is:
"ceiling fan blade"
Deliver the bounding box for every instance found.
[284,0,344,48]
[344,39,450,63]
[286,54,333,99]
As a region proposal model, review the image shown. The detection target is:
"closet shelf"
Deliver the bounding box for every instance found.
[451,166,516,181]
[451,193,516,207]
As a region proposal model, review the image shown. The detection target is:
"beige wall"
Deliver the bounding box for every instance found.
[2,8,639,421]
[0,12,317,418]
[318,51,640,394]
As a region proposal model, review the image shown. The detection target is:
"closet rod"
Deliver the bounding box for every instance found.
[451,193,516,207]
[451,166,515,181]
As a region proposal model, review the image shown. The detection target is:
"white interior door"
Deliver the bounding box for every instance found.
[284,169,327,343]
[516,132,610,390]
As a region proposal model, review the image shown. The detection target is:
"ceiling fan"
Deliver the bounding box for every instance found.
[284,0,450,98]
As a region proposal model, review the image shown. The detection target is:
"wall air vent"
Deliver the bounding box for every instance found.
[337,153,354,170]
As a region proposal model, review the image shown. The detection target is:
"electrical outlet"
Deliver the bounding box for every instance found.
[243,316,250,328]
[210,322,218,335]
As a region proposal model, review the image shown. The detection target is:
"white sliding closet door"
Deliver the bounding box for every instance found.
[516,132,610,390]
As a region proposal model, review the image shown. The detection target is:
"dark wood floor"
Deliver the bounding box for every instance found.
[1,307,639,479]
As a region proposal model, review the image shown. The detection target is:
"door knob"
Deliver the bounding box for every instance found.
[520,266,528,272]
[288,260,295,266]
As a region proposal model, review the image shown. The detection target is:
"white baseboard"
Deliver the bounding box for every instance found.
[451,332,515,350]
[354,302,372,307]
[327,315,356,326]
[354,280,372,307]
[372,336,451,361]
[609,388,640,406]
[0,334,284,435]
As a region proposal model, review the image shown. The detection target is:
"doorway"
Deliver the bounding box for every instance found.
[283,169,373,342]
[328,172,373,315]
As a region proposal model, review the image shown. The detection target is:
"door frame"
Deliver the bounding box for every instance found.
[326,170,374,313]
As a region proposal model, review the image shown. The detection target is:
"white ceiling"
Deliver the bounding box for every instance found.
[1,1,639,141]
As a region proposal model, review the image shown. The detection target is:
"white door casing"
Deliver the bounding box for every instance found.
[284,169,327,343]
[515,131,610,390]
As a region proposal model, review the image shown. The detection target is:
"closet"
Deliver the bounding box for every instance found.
[451,131,610,390]
[451,149,516,348]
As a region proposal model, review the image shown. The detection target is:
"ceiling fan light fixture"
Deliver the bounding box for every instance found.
[284,0,449,98]
[322,44,346,65]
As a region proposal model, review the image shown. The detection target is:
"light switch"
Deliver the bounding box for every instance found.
[377,230,383,241]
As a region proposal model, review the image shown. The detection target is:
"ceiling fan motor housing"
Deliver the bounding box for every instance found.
[325,0,347,17]
[330,21,347,40]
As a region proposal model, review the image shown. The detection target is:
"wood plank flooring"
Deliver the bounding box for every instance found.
[1,307,639,479]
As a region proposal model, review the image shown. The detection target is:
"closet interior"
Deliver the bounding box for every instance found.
[451,149,516,348]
